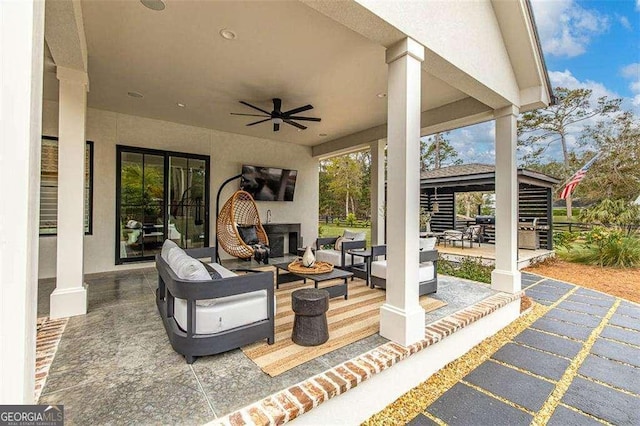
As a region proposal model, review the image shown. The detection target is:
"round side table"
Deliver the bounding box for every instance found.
[291,288,330,346]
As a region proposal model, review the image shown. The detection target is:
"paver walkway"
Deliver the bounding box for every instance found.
[407,272,640,426]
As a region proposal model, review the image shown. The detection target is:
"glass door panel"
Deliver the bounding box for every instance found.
[142,154,165,257]
[117,146,209,264]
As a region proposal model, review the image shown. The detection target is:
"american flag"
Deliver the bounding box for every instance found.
[560,154,600,200]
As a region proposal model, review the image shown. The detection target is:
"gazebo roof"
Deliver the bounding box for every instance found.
[420,163,560,192]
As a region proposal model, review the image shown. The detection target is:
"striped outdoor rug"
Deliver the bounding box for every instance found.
[241,277,446,376]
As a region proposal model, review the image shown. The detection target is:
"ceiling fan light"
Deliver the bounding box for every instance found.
[272,117,284,125]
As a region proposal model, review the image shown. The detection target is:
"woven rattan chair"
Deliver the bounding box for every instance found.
[217,190,269,259]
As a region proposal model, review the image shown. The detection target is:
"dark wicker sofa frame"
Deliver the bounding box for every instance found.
[155,246,274,364]
[369,245,438,296]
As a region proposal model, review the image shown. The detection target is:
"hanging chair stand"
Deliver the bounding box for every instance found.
[215,174,242,263]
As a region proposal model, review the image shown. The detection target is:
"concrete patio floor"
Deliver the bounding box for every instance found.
[36,257,497,425]
[407,272,640,426]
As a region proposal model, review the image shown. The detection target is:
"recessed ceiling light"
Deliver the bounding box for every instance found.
[177,102,186,108]
[319,133,328,137]
[127,91,144,98]
[219,29,237,40]
[377,93,387,98]
[140,0,165,11]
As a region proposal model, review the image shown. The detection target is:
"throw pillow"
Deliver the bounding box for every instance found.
[237,225,259,245]
[334,236,345,250]
[200,261,223,279]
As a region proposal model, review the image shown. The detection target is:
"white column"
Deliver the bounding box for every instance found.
[50,67,89,319]
[370,139,386,246]
[0,0,44,403]
[379,38,425,346]
[491,105,521,293]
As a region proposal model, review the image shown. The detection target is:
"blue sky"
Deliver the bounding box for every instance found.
[433,0,640,165]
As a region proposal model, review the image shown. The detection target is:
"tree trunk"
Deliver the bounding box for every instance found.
[560,132,573,219]
[345,189,349,217]
[435,133,441,169]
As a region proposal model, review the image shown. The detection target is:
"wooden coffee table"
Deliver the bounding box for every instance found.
[273,262,351,299]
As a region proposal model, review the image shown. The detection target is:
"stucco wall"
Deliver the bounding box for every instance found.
[355,0,519,106]
[39,100,319,278]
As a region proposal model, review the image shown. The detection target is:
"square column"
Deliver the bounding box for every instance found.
[370,139,386,246]
[0,0,44,403]
[50,67,89,319]
[491,105,521,293]
[379,38,425,346]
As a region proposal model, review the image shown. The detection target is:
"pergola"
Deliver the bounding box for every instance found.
[420,164,560,250]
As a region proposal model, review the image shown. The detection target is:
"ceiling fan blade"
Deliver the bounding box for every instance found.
[273,98,282,113]
[239,101,271,115]
[274,123,280,132]
[284,119,307,130]
[246,118,272,126]
[230,112,270,117]
[283,104,313,116]
[287,116,321,122]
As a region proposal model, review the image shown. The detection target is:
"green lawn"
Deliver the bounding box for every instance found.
[318,223,372,247]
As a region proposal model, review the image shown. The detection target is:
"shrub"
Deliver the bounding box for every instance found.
[346,212,357,227]
[553,231,578,252]
[437,255,493,284]
[560,227,640,268]
[318,225,324,236]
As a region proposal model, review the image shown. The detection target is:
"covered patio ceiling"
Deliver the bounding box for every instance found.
[43,0,471,147]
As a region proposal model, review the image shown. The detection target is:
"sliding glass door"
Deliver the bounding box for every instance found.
[116,146,209,264]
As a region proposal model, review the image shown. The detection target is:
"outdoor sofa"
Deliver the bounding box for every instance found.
[369,237,438,296]
[315,229,367,267]
[155,240,274,364]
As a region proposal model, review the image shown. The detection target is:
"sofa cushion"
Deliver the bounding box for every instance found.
[334,236,345,250]
[174,290,268,335]
[370,260,435,282]
[205,262,237,279]
[161,239,179,261]
[166,247,211,281]
[420,237,437,251]
[316,249,363,267]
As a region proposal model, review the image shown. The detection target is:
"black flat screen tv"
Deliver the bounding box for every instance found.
[240,165,297,201]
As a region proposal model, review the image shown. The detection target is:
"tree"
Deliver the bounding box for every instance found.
[456,192,485,218]
[420,132,462,171]
[576,111,640,202]
[321,153,365,217]
[518,87,621,218]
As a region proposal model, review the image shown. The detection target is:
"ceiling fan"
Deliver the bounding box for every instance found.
[231,98,321,132]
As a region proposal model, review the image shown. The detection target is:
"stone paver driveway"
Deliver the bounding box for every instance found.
[408,273,640,426]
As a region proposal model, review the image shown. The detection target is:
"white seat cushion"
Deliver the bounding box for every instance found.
[174,290,268,335]
[315,249,363,267]
[370,260,435,282]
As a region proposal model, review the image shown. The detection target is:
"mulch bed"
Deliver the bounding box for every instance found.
[525,258,640,303]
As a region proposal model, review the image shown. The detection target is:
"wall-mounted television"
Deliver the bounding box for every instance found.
[240,165,298,201]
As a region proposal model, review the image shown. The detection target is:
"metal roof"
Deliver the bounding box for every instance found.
[420,163,560,191]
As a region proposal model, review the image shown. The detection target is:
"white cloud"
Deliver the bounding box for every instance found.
[531,0,609,57]
[619,15,632,30]
[445,122,496,164]
[637,0,640,11]
[621,63,640,107]
[549,69,619,100]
